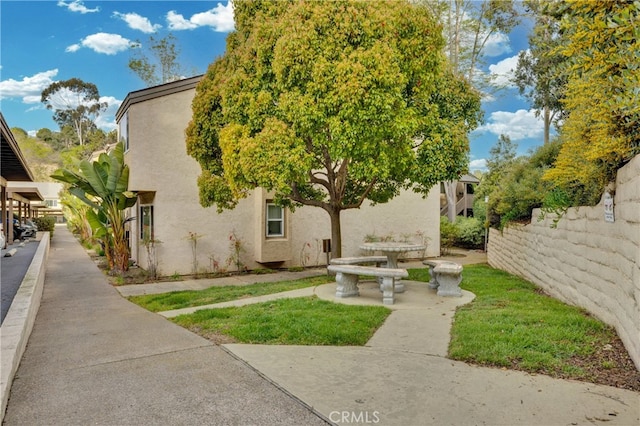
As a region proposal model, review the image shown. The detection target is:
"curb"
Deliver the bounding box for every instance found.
[0,232,50,423]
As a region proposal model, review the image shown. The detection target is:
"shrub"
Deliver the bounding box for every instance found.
[455,217,484,249]
[33,216,56,236]
[440,216,458,255]
[481,140,562,230]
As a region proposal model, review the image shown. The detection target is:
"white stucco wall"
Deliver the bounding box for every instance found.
[288,186,441,268]
[487,155,640,370]
[123,83,441,277]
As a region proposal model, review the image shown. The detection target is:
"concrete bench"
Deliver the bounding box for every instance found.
[331,256,388,287]
[330,256,388,266]
[423,259,463,297]
[327,264,408,305]
[422,259,450,289]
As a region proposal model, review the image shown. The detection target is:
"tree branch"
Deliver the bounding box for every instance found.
[290,183,329,211]
[342,178,377,209]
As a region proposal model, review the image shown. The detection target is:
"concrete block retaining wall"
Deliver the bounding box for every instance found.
[487,155,640,370]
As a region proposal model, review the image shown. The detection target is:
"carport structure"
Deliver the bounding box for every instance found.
[1,112,38,246]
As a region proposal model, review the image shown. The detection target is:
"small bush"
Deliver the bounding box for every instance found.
[455,217,484,249]
[33,216,56,236]
[440,216,458,255]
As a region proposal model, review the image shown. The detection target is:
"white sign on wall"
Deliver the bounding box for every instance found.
[604,192,614,223]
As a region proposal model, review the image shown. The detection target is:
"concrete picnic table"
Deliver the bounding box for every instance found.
[359,242,425,292]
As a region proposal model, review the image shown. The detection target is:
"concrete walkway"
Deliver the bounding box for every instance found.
[4,230,639,425]
[2,227,327,425]
[225,280,640,425]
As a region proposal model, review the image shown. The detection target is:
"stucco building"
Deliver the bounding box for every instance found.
[115,76,440,276]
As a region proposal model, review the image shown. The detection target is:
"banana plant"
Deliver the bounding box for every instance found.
[52,142,137,273]
[60,191,92,243]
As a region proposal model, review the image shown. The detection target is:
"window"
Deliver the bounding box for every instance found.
[140,205,154,241]
[266,203,284,237]
[45,199,58,207]
[466,184,475,194]
[119,111,129,151]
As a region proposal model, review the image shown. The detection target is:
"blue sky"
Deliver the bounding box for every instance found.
[1,0,545,172]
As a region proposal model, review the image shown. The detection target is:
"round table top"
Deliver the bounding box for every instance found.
[359,242,426,253]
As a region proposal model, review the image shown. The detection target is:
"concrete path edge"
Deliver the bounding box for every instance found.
[0,232,50,423]
[219,344,333,425]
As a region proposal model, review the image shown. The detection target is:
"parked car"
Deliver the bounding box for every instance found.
[21,219,38,238]
[10,218,25,241]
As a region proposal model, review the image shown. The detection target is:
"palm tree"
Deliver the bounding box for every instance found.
[52,142,137,273]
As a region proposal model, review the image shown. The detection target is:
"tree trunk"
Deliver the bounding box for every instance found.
[543,105,550,145]
[445,180,458,223]
[74,119,84,145]
[328,207,342,260]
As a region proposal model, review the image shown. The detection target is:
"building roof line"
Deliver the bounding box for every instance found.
[1,112,35,182]
[115,75,203,122]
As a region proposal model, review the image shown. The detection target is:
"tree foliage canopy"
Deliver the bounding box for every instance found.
[513,0,567,145]
[129,33,192,87]
[40,78,107,146]
[543,0,639,205]
[186,0,481,255]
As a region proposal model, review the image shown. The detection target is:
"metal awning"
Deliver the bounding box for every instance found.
[7,187,44,203]
[1,112,34,182]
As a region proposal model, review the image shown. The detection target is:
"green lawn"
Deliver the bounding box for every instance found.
[172,296,391,345]
[448,264,615,378]
[131,263,624,383]
[128,275,332,312]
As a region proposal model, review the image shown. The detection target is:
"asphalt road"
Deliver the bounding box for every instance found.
[1,239,39,324]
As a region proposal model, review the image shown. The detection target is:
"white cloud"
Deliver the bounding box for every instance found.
[469,159,487,171]
[0,69,58,102]
[57,0,99,14]
[23,95,44,104]
[95,96,122,131]
[482,32,511,57]
[488,53,519,88]
[474,109,544,141]
[167,1,234,32]
[65,44,81,53]
[25,104,45,112]
[167,11,197,30]
[113,12,161,34]
[67,32,132,55]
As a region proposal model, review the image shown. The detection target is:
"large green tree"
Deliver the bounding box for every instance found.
[513,0,567,145]
[186,0,482,258]
[41,78,107,146]
[544,0,639,205]
[422,0,518,222]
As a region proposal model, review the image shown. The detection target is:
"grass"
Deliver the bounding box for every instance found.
[131,262,624,382]
[128,275,332,312]
[443,264,615,378]
[172,296,391,345]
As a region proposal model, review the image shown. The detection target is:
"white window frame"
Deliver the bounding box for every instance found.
[266,203,284,238]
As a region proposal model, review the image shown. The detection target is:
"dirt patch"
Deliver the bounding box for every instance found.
[499,336,640,392]
[188,326,237,345]
[561,337,640,392]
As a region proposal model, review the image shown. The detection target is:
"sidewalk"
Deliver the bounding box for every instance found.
[2,227,327,425]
